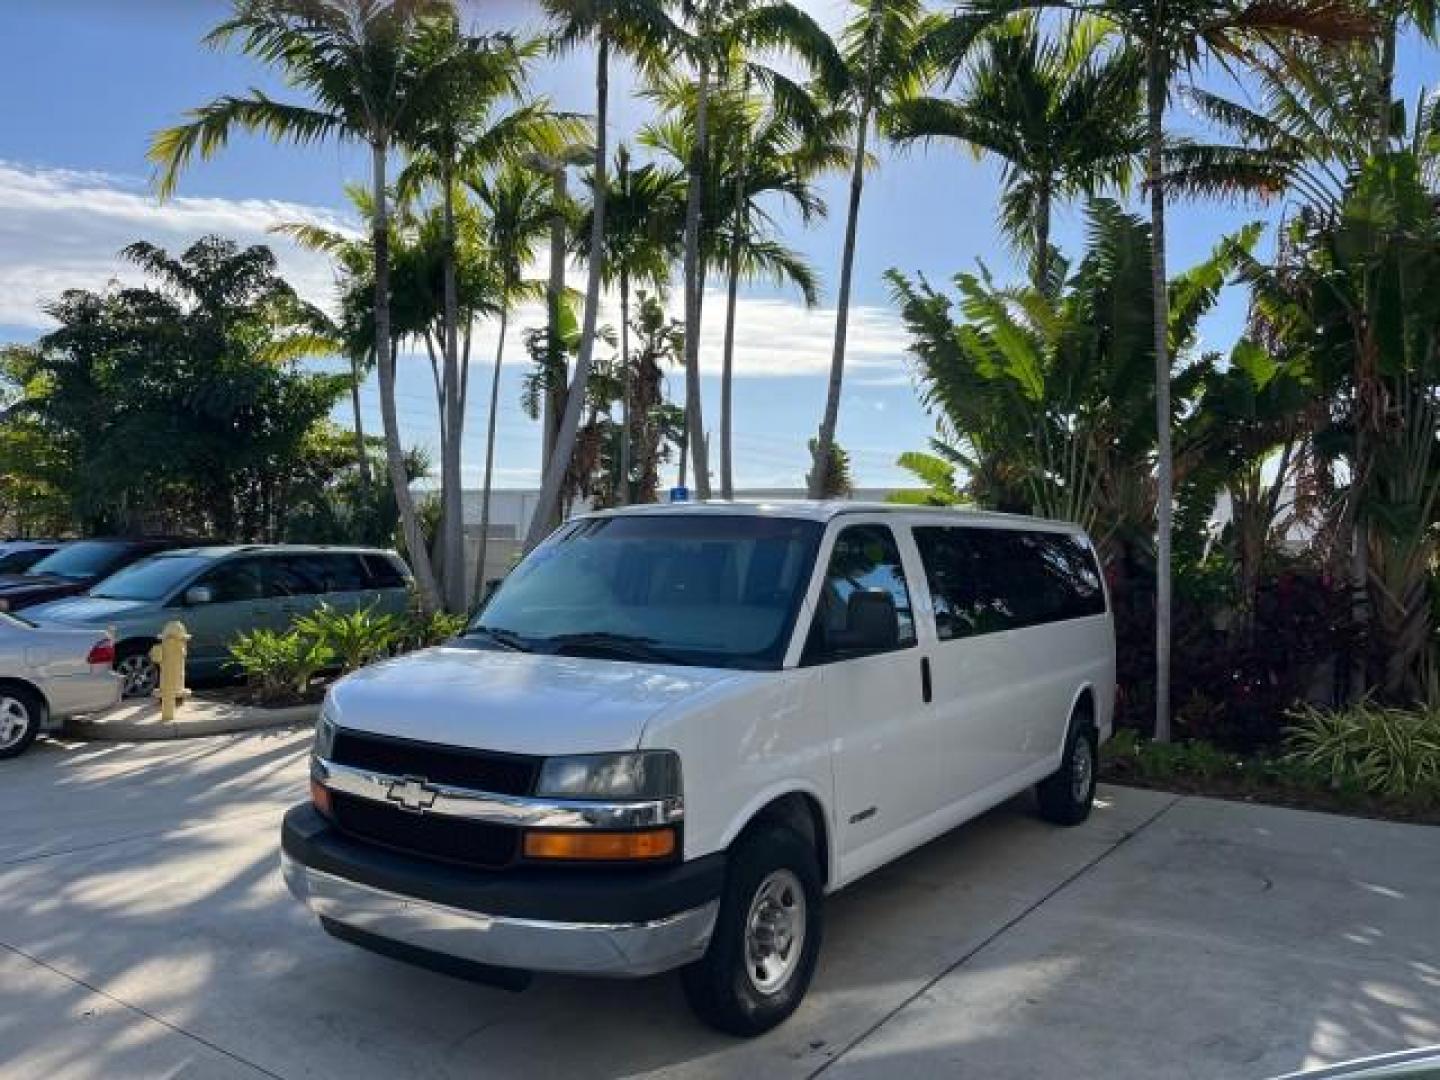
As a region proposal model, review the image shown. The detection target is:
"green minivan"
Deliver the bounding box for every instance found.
[26,545,413,696]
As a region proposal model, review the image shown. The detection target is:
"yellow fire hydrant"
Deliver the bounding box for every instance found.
[149,620,191,722]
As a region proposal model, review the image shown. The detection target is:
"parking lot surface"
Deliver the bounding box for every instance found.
[2,731,1437,1079]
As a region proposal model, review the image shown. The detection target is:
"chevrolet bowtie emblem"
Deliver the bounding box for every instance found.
[386,776,439,813]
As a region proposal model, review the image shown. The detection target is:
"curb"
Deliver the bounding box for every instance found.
[64,703,319,742]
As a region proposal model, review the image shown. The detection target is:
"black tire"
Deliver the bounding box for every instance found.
[115,643,159,698]
[1036,706,1098,826]
[682,824,824,1037]
[0,684,45,760]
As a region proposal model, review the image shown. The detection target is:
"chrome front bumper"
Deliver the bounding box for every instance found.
[281,851,719,978]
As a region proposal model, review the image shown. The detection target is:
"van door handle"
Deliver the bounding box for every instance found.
[920,656,932,704]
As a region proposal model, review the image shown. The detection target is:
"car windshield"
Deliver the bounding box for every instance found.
[27,541,135,581]
[91,555,211,601]
[469,514,823,670]
[0,548,50,574]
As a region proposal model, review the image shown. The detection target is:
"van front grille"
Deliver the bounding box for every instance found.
[328,791,519,869]
[330,729,539,796]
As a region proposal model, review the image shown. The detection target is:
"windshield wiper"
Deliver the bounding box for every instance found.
[543,632,678,664]
[464,626,533,653]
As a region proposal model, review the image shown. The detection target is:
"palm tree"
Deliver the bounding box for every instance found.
[395,21,545,611]
[271,185,380,498]
[807,0,935,500]
[887,15,1142,285]
[674,0,844,500]
[150,0,449,610]
[972,0,1372,741]
[577,145,686,504]
[526,0,678,552]
[641,78,836,497]
[469,164,552,602]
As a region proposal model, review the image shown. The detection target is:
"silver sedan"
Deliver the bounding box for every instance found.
[0,612,121,759]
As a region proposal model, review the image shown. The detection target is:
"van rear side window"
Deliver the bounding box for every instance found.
[914,527,1106,641]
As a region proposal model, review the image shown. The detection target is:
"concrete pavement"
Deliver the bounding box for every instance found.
[1,733,1436,1080]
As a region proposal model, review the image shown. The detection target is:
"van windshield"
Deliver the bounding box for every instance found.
[91,556,210,601]
[469,515,823,670]
[27,541,133,581]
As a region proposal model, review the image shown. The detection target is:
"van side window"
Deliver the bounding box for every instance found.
[195,558,265,604]
[362,554,410,589]
[914,527,1106,641]
[804,524,916,663]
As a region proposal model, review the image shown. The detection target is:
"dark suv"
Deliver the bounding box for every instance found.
[0,538,206,612]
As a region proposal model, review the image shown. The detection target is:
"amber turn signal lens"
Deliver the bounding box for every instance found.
[523,828,676,861]
[310,778,332,817]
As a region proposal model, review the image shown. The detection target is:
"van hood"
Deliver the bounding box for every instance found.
[326,644,750,756]
[25,596,151,624]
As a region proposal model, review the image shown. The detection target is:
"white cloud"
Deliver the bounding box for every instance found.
[0,158,914,385]
[0,159,353,327]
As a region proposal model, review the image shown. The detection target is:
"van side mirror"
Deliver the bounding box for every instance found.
[184,586,214,606]
[843,590,899,652]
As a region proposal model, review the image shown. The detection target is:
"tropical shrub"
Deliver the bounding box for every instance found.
[1285,700,1440,800]
[1113,557,1354,750]
[227,628,334,706]
[397,607,468,652]
[293,602,399,674]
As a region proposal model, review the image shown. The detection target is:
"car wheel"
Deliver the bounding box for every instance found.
[0,685,44,760]
[115,645,159,698]
[1036,706,1098,826]
[681,824,823,1037]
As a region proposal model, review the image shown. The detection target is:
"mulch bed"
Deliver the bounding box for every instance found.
[1100,762,1440,826]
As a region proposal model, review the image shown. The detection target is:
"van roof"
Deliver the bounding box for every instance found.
[583,500,1085,533]
[156,544,402,559]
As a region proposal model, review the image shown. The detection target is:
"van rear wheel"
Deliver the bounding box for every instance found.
[682,824,823,1037]
[1036,710,1097,826]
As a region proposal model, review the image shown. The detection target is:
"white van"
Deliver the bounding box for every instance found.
[281,503,1115,1034]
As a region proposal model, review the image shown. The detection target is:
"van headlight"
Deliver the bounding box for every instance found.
[312,705,337,760]
[535,751,681,800]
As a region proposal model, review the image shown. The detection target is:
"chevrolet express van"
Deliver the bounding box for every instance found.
[281,503,1114,1035]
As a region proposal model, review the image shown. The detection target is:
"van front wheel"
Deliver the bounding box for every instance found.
[682,824,823,1036]
[1036,714,1098,826]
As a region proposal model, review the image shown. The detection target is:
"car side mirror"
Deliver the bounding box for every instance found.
[184,586,214,606]
[844,590,900,652]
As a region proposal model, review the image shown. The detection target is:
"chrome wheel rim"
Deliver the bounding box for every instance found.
[744,868,806,996]
[1072,735,1095,804]
[0,696,33,751]
[116,655,157,697]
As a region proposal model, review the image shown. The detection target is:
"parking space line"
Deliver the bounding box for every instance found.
[807,793,1184,1079]
[0,940,287,1080]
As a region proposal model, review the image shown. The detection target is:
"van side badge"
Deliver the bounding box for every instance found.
[849,806,877,825]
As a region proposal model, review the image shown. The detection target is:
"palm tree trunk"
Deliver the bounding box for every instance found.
[1146,46,1173,743]
[809,100,871,499]
[349,350,370,492]
[372,141,440,610]
[618,270,632,506]
[525,36,610,551]
[1034,185,1052,288]
[440,166,466,613]
[681,54,713,499]
[473,304,509,606]
[721,75,750,502]
[543,166,568,487]
[721,235,741,500]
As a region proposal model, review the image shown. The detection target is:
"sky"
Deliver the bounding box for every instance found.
[0,2,1434,491]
